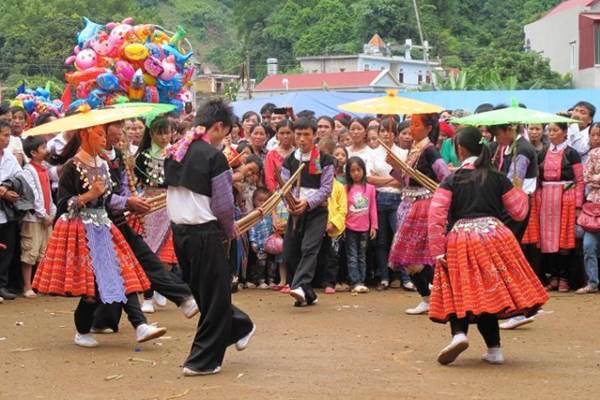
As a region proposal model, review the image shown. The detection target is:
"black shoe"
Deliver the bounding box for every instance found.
[0,288,17,300]
[304,285,318,306]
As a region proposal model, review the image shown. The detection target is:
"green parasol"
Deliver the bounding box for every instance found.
[451,99,578,126]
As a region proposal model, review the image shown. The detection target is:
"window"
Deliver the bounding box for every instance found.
[570,40,577,70]
[364,64,370,71]
[426,72,431,84]
[595,25,600,65]
[398,69,404,83]
[339,68,345,72]
[418,70,423,84]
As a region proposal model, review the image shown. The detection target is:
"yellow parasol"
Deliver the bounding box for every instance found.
[22,103,175,137]
[338,89,443,115]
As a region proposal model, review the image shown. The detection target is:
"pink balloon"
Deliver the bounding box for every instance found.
[115,60,135,83]
[75,49,99,70]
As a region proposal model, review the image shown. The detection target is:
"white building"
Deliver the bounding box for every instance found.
[525,0,600,88]
[296,34,442,89]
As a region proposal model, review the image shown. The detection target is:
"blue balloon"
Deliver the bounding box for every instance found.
[161,44,193,67]
[87,89,106,109]
[78,17,103,47]
[146,42,163,59]
[34,88,50,100]
[169,99,184,114]
[68,99,87,112]
[23,99,36,114]
[96,72,120,92]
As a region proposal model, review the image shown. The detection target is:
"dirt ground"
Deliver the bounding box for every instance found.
[1,289,599,400]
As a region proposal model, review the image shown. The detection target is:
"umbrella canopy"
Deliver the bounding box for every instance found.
[23,103,175,137]
[451,101,578,126]
[338,89,444,115]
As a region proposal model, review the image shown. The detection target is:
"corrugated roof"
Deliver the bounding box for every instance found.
[543,0,598,19]
[254,71,385,91]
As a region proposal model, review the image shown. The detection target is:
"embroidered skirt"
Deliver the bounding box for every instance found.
[33,215,150,302]
[429,217,548,324]
[389,192,433,269]
[521,191,540,245]
[539,183,576,253]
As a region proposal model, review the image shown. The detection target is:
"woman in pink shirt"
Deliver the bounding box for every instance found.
[345,157,378,293]
[264,120,294,192]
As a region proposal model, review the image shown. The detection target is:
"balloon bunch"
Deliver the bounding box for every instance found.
[11,85,64,124]
[65,17,195,113]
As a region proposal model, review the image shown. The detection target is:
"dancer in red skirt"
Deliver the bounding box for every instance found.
[33,124,167,347]
[428,126,549,365]
[387,114,450,315]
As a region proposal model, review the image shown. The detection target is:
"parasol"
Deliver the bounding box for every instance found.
[338,89,443,115]
[451,100,578,126]
[22,103,176,137]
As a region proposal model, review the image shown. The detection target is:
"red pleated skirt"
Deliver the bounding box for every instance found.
[389,197,433,269]
[32,217,150,298]
[158,230,178,265]
[429,217,548,323]
[126,213,145,236]
[521,192,540,245]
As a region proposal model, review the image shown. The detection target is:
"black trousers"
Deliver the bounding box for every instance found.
[283,207,328,290]
[316,235,340,288]
[411,265,434,298]
[0,221,18,289]
[92,223,193,329]
[450,314,500,348]
[76,293,146,334]
[173,221,253,371]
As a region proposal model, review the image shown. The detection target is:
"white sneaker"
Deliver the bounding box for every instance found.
[74,333,99,348]
[406,301,429,315]
[0,296,4,303]
[482,347,504,364]
[235,324,256,351]
[183,365,221,376]
[141,299,155,313]
[257,282,269,290]
[90,327,115,334]
[402,281,416,291]
[290,287,306,303]
[437,334,469,365]
[135,323,167,343]
[179,297,199,319]
[499,316,535,330]
[153,292,167,307]
[355,284,369,293]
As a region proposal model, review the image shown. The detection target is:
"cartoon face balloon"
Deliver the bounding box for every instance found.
[75,49,99,70]
[143,56,164,77]
[109,23,134,48]
[91,32,116,57]
[114,60,135,83]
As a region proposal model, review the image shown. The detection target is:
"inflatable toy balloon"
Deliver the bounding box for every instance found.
[145,42,164,59]
[124,43,149,61]
[109,23,134,48]
[177,88,193,103]
[182,65,195,85]
[152,30,170,44]
[96,72,120,91]
[68,99,87,112]
[66,67,109,85]
[144,86,159,103]
[34,87,50,100]
[143,56,164,77]
[75,49,99,70]
[160,55,177,80]
[106,17,135,30]
[91,32,117,57]
[78,17,103,47]
[169,25,186,46]
[161,44,193,67]
[169,99,184,114]
[76,80,95,99]
[23,99,36,114]
[143,73,157,87]
[134,24,155,42]
[87,89,105,109]
[128,69,145,101]
[114,60,135,83]
[107,95,129,105]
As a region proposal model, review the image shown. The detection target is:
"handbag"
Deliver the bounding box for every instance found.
[577,202,600,233]
[264,233,283,255]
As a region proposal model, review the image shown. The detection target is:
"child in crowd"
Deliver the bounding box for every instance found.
[345,157,377,293]
[20,136,56,298]
[239,155,263,215]
[249,187,275,289]
[272,200,289,292]
[334,144,348,184]
[318,139,348,294]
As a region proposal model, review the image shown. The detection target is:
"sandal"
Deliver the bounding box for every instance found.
[558,279,570,293]
[575,285,599,294]
[545,278,559,291]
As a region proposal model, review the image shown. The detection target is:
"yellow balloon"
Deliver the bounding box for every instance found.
[143,73,156,86]
[124,43,149,61]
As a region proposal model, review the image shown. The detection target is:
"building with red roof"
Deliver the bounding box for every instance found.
[525,0,600,87]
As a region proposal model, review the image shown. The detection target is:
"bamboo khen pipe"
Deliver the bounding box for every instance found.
[377,138,438,192]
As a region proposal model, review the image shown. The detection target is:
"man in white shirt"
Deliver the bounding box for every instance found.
[0,120,23,300]
[567,101,595,163]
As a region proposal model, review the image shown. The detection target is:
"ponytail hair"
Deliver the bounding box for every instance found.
[56,131,81,164]
[454,126,492,185]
